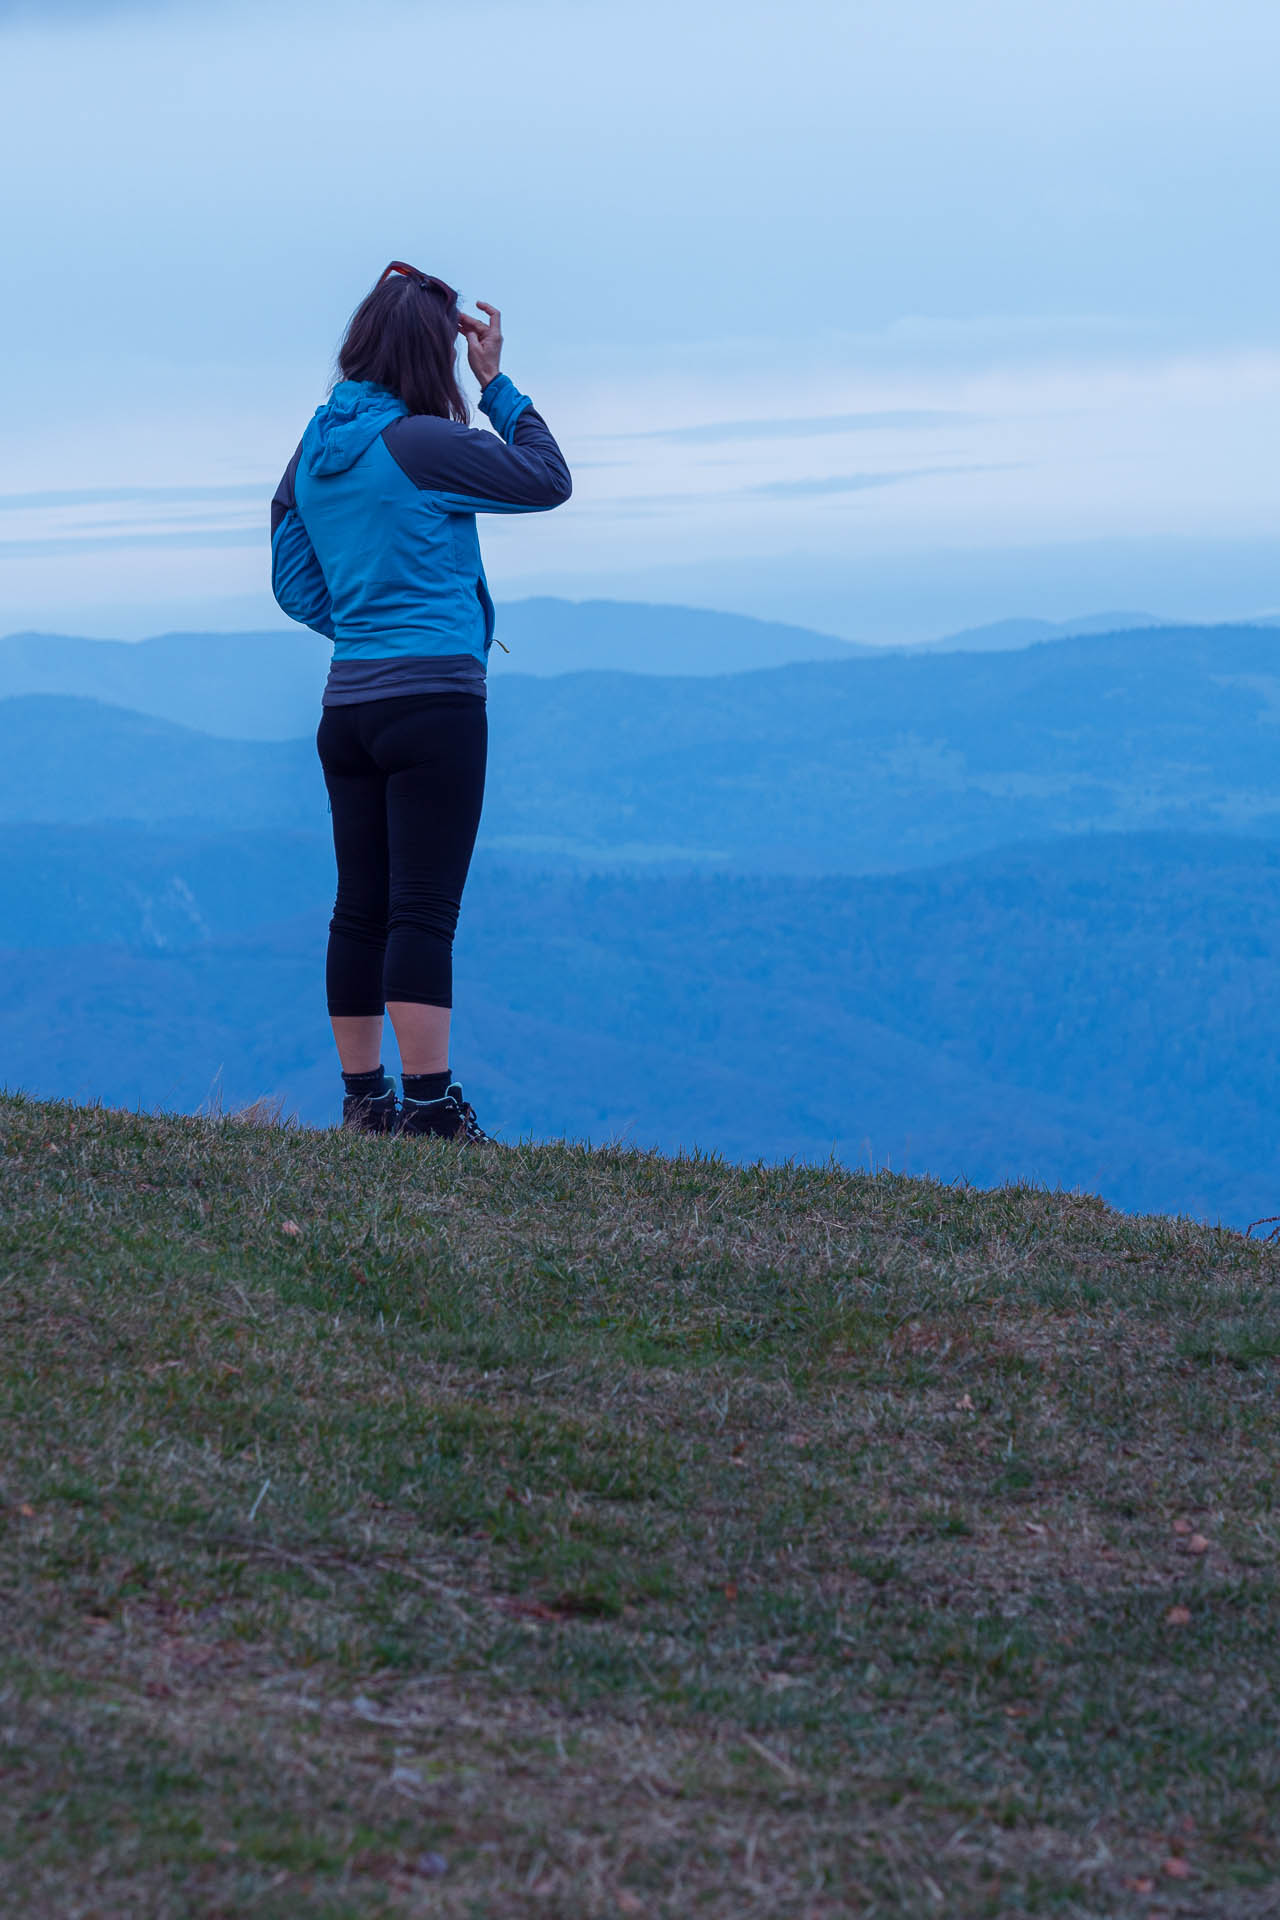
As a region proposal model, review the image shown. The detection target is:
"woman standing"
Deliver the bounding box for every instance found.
[270,263,571,1139]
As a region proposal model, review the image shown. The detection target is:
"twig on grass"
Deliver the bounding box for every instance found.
[740,1732,803,1786]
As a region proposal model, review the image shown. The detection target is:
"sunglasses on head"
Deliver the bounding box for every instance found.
[377,260,459,305]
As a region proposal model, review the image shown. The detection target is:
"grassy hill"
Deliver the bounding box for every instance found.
[3,1093,1278,1916]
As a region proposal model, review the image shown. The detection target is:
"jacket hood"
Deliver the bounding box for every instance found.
[301,380,406,476]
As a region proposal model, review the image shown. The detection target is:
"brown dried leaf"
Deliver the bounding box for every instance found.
[1165,1605,1192,1627]
[1187,1533,1209,1556]
[495,1595,560,1622]
[1162,1856,1191,1879]
[1172,1517,1192,1535]
[280,1219,302,1237]
[956,1392,975,1412]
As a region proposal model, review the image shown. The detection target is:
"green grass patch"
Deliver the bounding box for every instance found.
[2,1090,1279,1915]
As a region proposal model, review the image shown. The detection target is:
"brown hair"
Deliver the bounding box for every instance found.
[337,269,469,422]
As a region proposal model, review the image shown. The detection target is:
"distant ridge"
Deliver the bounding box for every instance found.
[5,601,1280,742]
[487,597,867,674]
[0,628,332,742]
[6,624,1280,869]
[4,829,1280,1222]
[909,609,1165,652]
[0,600,864,737]
[914,608,1280,652]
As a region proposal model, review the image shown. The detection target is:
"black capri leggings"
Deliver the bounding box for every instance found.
[315,692,487,1016]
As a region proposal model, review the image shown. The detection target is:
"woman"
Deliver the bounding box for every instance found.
[270,262,572,1139]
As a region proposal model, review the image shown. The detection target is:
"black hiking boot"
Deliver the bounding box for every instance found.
[341,1088,399,1134]
[394,1082,489,1143]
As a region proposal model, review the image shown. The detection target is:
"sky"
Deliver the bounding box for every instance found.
[1,0,1278,643]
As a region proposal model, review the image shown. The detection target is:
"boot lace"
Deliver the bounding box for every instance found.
[452,1094,489,1144]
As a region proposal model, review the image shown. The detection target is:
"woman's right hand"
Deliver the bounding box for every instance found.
[458,302,503,390]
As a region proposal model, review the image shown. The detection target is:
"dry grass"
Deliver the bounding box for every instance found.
[2,1091,1279,1916]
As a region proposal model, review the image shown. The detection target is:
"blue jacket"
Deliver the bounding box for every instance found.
[269,373,571,665]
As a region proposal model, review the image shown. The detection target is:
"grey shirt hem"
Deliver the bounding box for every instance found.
[322,654,487,705]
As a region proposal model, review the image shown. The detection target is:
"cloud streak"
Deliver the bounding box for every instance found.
[614,410,977,445]
[0,484,268,512]
[0,527,261,558]
[748,464,1016,499]
[0,0,216,19]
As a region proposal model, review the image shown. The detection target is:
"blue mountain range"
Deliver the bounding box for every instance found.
[2,606,1279,1225]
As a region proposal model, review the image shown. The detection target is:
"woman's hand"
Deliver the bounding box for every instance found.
[457,301,503,390]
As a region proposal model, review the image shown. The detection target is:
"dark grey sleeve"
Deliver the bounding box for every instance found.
[381,405,572,515]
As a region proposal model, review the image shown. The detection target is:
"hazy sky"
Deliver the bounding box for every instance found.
[2,0,1278,640]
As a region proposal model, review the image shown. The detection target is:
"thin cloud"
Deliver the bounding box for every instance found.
[0,481,267,556]
[749,463,1016,498]
[0,527,261,558]
[0,0,165,17]
[613,410,978,445]
[0,484,267,512]
[0,461,1024,550]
